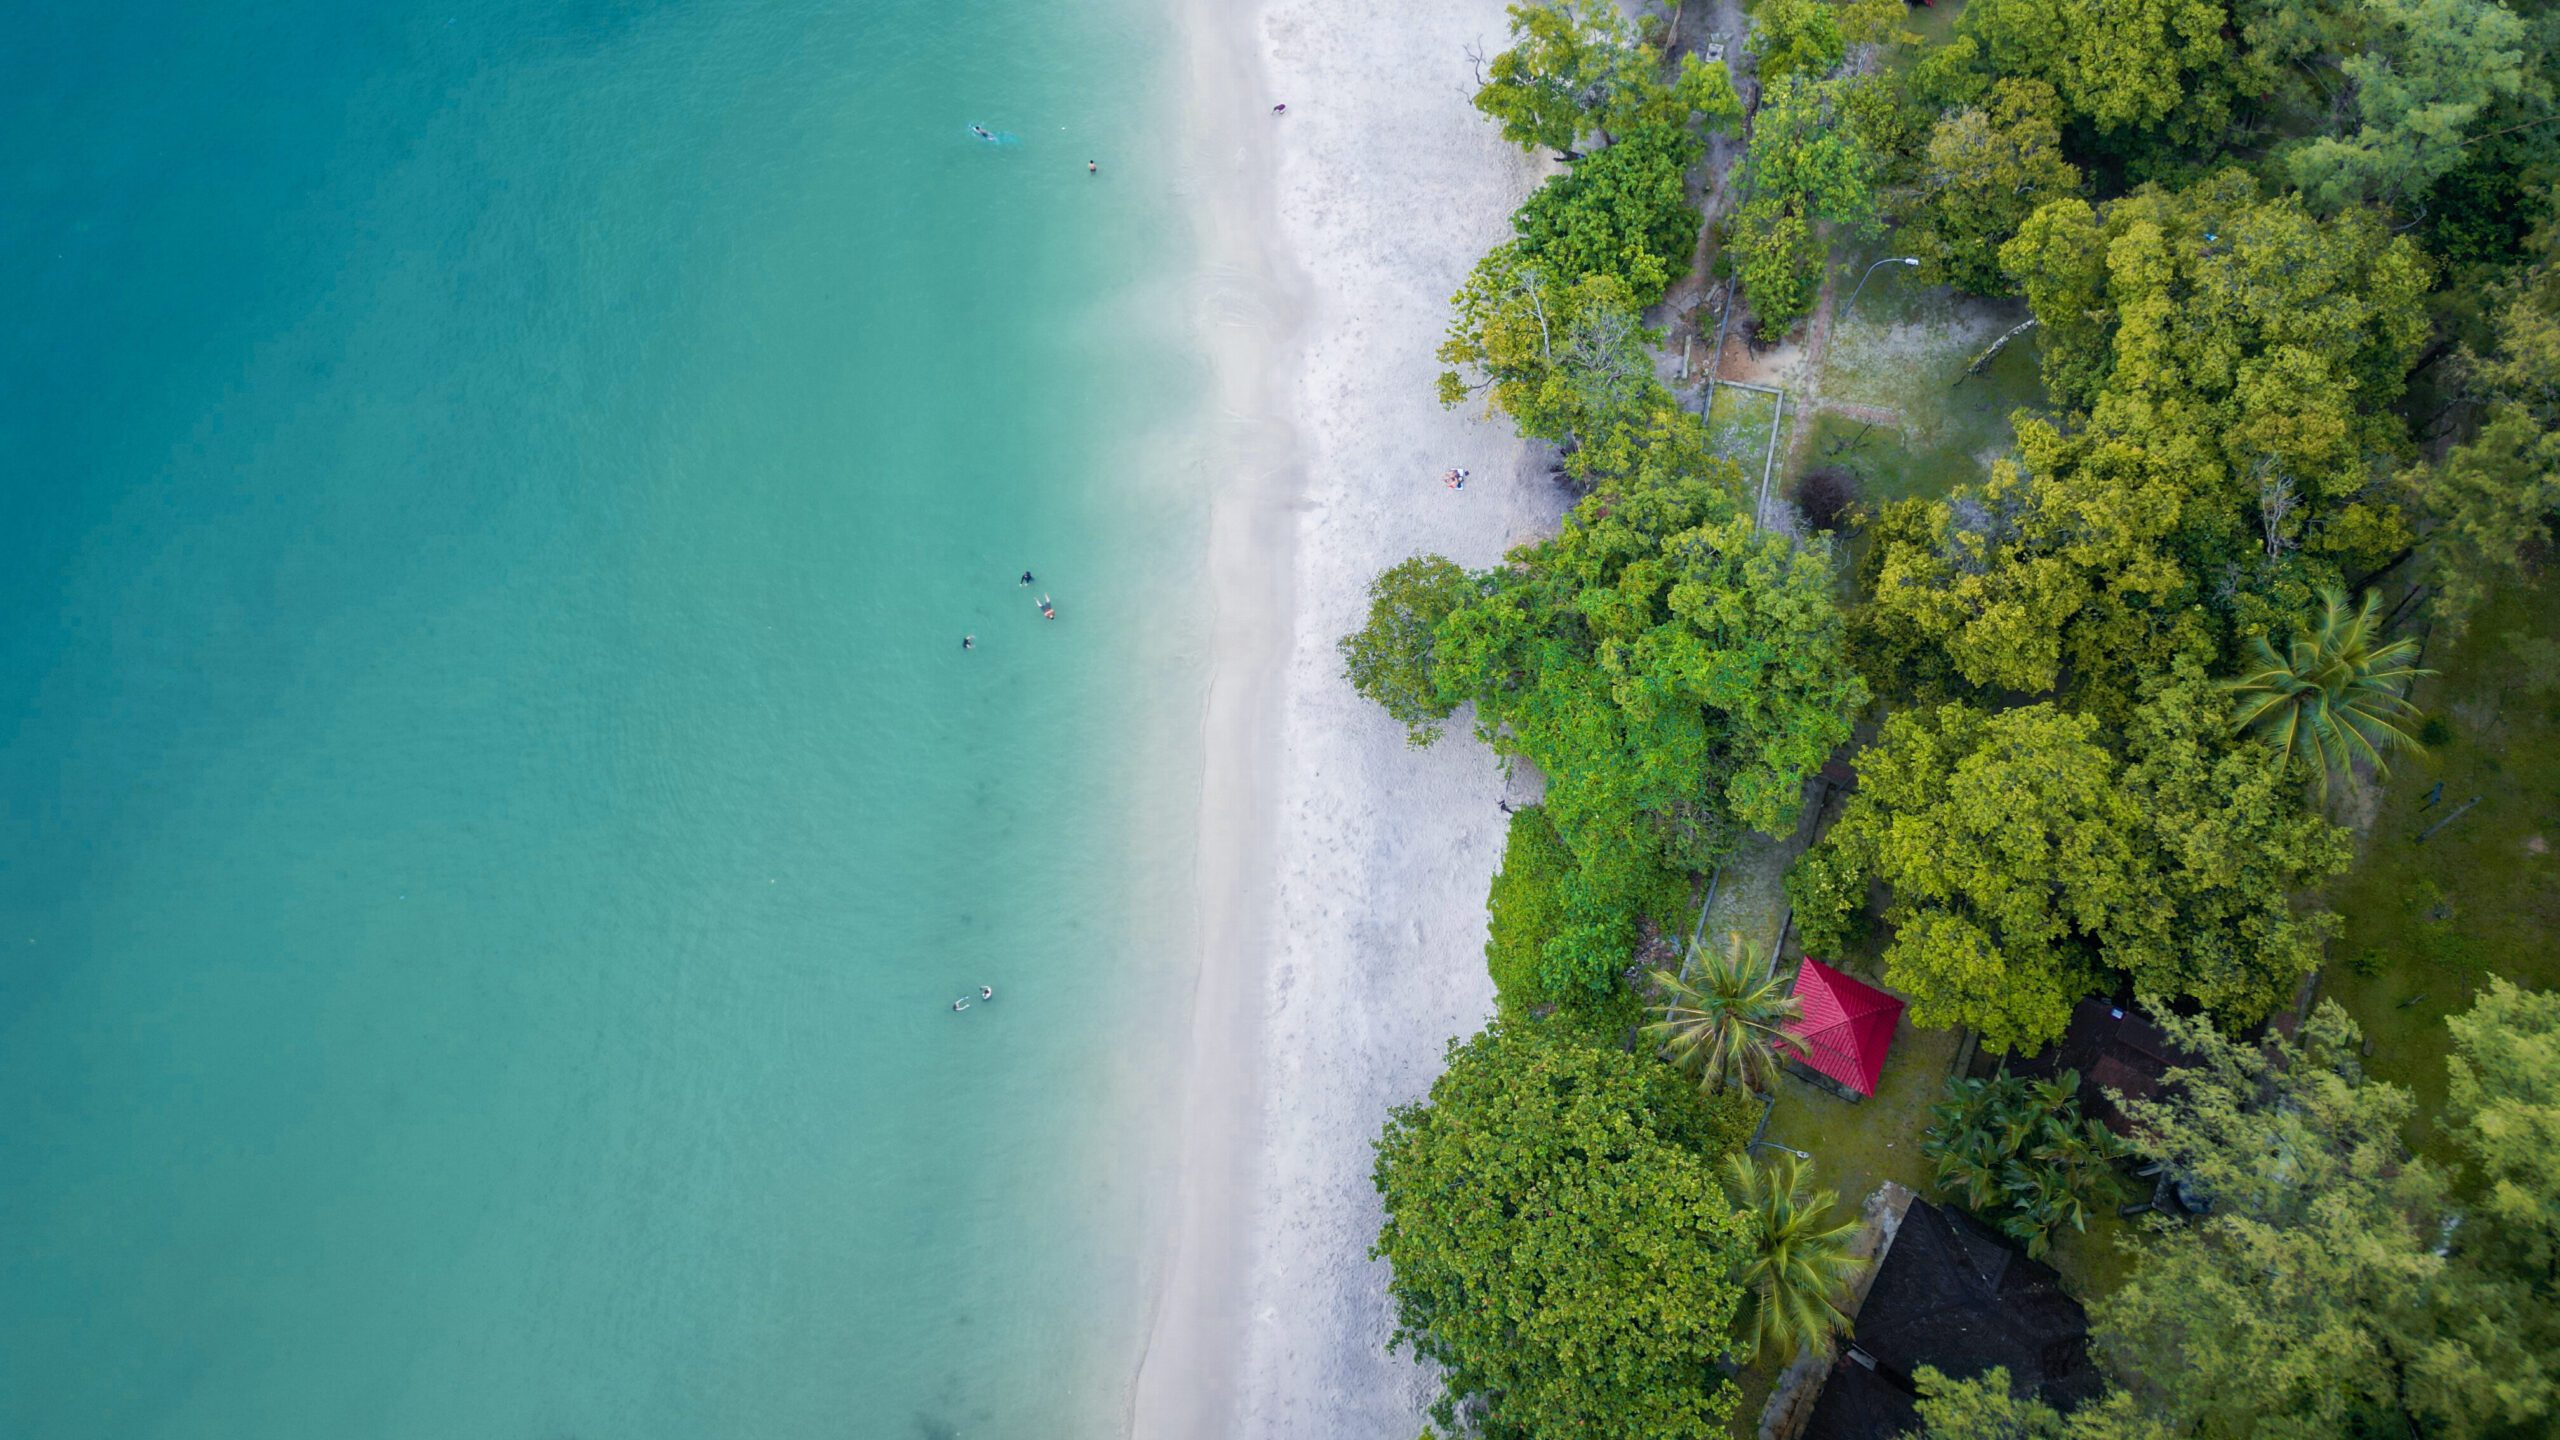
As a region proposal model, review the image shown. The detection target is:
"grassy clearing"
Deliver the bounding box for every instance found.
[1704,382,1783,473]
[1760,1020,1964,1229]
[2317,575,2560,1156]
[1806,254,2045,481]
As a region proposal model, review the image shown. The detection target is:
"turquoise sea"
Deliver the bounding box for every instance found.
[0,2,1212,1436]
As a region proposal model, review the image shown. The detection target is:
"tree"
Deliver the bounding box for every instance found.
[1435,469,1865,881]
[1723,1151,1864,1365]
[1473,0,1639,156]
[1864,172,2431,707]
[1920,1070,2124,1258]
[2416,218,2560,629]
[1510,124,1706,303]
[2422,978,2560,1434]
[1795,669,2349,1039]
[2286,0,2530,213]
[2446,977,2560,1287]
[1749,0,1846,84]
[1644,937,1803,1095]
[1728,75,1883,333]
[1905,79,2080,295]
[2224,586,2434,798]
[1905,1367,2173,1439]
[2113,657,2352,1021]
[1728,195,1824,333]
[1956,0,2230,137]
[2094,1002,2455,1437]
[1787,703,2132,1053]
[1439,252,1660,445]
[1474,0,1742,156]
[1372,1021,1754,1440]
[1340,555,1474,745]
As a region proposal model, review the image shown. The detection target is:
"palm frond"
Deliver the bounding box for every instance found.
[1725,1152,1863,1365]
[1645,936,1800,1096]
[2223,585,2437,797]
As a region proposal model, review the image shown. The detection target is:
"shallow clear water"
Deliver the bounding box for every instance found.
[0,3,1209,1435]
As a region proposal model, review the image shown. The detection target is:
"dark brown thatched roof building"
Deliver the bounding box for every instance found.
[1801,1200,2100,1439]
[2003,995,2197,1135]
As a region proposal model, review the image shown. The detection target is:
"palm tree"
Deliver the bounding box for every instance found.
[2225,586,2434,798]
[1922,1069,2127,1258]
[1724,1152,1865,1367]
[1644,937,1802,1095]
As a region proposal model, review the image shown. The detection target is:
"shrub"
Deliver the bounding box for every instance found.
[1794,465,1861,533]
[1922,1069,2126,1257]
[1487,806,1586,1007]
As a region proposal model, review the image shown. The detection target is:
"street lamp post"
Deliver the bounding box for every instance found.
[1842,255,1920,318]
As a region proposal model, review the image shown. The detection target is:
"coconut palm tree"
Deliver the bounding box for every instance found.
[1644,936,1802,1095]
[2225,586,2434,798]
[1724,1151,1864,1367]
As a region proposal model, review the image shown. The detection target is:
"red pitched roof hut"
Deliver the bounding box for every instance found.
[1782,958,1905,1097]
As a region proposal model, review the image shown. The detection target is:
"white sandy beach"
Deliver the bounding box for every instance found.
[1132,1,1563,1435]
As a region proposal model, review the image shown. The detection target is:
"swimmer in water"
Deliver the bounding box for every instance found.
[972,124,992,140]
[1020,570,1035,586]
[1087,160,1098,174]
[1038,595,1056,620]
[952,998,971,1012]
[980,985,995,1001]
[962,634,975,650]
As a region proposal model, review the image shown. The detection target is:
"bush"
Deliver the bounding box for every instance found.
[1487,807,1584,1007]
[1794,465,1861,533]
[1489,804,1697,1010]
[1922,1070,2125,1257]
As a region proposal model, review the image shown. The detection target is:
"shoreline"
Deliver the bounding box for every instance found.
[1123,0,1302,1426]
[1132,0,1559,1434]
